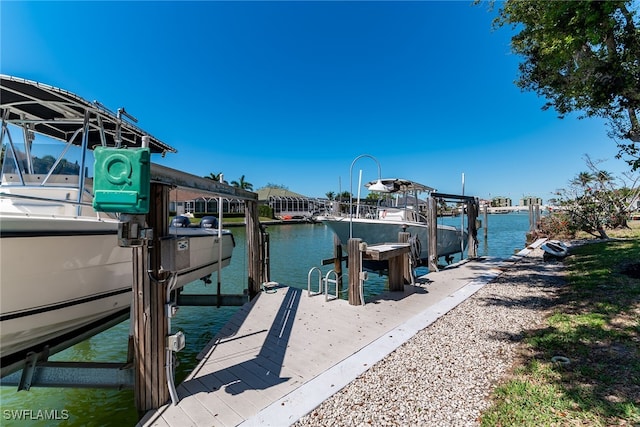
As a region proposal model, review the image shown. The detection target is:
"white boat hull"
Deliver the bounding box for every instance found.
[321,216,467,263]
[0,211,234,373]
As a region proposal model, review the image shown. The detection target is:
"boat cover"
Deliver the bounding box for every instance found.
[365,178,436,194]
[0,75,176,154]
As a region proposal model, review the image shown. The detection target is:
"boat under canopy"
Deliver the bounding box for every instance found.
[319,177,468,270]
[0,75,236,377]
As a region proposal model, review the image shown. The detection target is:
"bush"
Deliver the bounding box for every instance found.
[537,212,577,240]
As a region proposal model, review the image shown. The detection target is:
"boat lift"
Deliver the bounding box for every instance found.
[0,76,267,413]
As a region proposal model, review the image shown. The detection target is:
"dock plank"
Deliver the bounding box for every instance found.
[180,380,244,427]
[139,257,514,427]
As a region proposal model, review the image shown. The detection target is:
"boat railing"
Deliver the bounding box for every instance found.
[356,204,378,219]
[0,179,115,220]
[1,173,80,186]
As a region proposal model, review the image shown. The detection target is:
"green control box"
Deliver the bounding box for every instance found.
[93,146,151,214]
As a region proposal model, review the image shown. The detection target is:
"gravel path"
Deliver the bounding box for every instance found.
[294,248,566,426]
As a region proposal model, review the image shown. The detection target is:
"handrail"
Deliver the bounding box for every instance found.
[0,192,94,207]
[324,270,339,302]
[307,267,324,297]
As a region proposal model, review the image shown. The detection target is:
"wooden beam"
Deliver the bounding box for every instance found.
[246,200,263,299]
[134,183,170,413]
[467,197,478,259]
[333,234,343,291]
[398,232,412,285]
[362,244,410,261]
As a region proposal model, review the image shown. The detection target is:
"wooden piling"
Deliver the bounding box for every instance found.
[483,203,488,239]
[467,198,478,259]
[261,226,271,283]
[398,231,411,285]
[348,238,363,305]
[333,234,343,291]
[246,200,263,299]
[427,197,438,272]
[133,183,169,413]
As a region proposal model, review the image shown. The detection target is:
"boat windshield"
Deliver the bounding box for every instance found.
[1,124,91,187]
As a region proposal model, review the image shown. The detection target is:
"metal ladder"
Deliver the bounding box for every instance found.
[307,267,339,302]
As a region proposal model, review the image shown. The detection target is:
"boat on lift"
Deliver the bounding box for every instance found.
[0,75,235,376]
[318,177,468,269]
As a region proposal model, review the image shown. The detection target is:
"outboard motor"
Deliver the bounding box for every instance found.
[200,216,219,229]
[171,215,191,228]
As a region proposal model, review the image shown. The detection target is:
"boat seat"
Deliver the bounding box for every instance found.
[378,209,405,220]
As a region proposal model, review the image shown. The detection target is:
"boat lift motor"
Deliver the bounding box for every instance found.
[160,236,191,273]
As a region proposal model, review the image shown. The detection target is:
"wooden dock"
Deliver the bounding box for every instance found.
[139,256,514,427]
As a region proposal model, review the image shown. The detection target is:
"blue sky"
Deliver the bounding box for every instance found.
[1,1,631,203]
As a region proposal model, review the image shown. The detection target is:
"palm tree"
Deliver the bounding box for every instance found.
[230,175,253,191]
[205,172,223,182]
[595,170,614,185]
[571,171,595,188]
[338,191,351,202]
[325,191,335,201]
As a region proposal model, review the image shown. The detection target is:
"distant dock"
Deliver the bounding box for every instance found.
[137,251,534,427]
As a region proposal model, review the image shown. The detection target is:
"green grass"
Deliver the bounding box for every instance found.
[480,222,640,426]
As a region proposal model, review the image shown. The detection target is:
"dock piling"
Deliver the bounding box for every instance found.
[133,183,170,413]
[398,231,412,285]
[246,200,263,299]
[333,235,344,292]
[467,198,478,259]
[348,238,364,305]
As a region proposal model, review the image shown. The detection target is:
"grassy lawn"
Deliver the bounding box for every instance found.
[480,221,640,426]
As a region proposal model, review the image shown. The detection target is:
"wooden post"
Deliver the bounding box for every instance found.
[246,200,263,299]
[348,238,363,305]
[467,198,478,259]
[261,226,271,283]
[133,183,169,413]
[427,197,438,272]
[398,231,411,285]
[333,234,343,292]
[483,203,488,240]
[528,204,535,232]
[388,255,404,291]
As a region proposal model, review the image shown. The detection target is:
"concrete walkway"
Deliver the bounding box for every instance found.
[139,250,536,427]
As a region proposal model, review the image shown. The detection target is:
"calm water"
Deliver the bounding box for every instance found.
[0,213,532,426]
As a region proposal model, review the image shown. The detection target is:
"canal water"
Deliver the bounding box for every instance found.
[0,213,533,426]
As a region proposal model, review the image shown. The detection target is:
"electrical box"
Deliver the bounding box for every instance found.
[161,236,190,272]
[93,146,151,214]
[167,331,186,352]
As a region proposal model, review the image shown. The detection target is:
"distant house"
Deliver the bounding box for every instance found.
[491,196,512,207]
[257,186,327,220]
[519,196,543,206]
[169,188,245,216]
[169,186,328,220]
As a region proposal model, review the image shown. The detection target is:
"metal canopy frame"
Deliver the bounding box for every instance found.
[0,74,175,154]
[0,75,257,202]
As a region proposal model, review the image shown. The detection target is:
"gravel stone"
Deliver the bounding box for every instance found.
[293,248,566,426]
